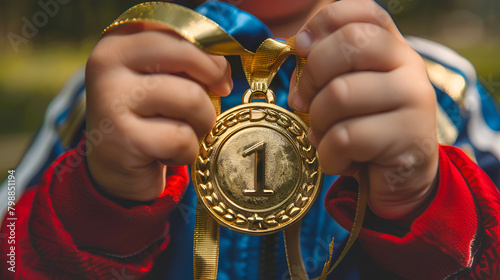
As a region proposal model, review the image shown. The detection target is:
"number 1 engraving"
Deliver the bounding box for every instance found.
[243,141,274,196]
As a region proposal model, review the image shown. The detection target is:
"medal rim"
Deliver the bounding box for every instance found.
[192,102,323,235]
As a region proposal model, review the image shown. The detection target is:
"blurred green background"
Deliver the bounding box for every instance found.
[0,0,499,180]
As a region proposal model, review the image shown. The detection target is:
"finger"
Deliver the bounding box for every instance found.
[294,25,408,111]
[295,0,404,55]
[130,74,217,138]
[316,109,424,175]
[99,31,233,96]
[128,116,199,166]
[287,68,298,109]
[309,71,409,140]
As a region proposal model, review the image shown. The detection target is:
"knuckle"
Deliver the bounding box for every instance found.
[328,124,351,150]
[170,126,197,160]
[337,23,384,53]
[318,4,338,28]
[320,5,340,28]
[325,78,350,108]
[86,49,106,74]
[338,23,361,45]
[400,63,436,106]
[123,127,148,158]
[364,22,384,37]
[413,80,436,107]
[169,124,196,152]
[183,82,207,111]
[87,38,117,70]
[367,1,392,25]
[174,128,195,150]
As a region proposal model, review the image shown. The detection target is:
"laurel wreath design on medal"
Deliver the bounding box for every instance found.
[192,102,323,235]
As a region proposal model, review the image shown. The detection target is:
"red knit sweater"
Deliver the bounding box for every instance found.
[0,145,498,279]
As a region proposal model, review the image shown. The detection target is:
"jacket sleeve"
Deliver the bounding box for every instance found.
[325,145,500,280]
[0,140,189,279]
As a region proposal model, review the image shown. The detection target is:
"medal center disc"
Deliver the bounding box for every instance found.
[215,125,300,212]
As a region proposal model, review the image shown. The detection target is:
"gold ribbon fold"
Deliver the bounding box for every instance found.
[103,2,369,280]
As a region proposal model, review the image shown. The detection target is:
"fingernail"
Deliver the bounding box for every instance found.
[296,29,313,53]
[293,91,304,111]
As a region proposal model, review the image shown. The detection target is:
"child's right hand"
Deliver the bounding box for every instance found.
[85,24,232,201]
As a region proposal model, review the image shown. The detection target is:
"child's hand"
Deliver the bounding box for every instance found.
[85,24,232,201]
[290,0,439,220]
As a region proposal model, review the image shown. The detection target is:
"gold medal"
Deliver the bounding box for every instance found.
[103,3,369,279]
[192,89,322,235]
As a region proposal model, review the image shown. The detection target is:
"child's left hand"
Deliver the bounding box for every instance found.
[290,0,439,221]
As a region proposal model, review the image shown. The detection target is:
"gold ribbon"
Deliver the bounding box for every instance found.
[103,2,369,279]
[193,202,220,280]
[102,2,305,94]
[284,165,368,280]
[318,165,368,279]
